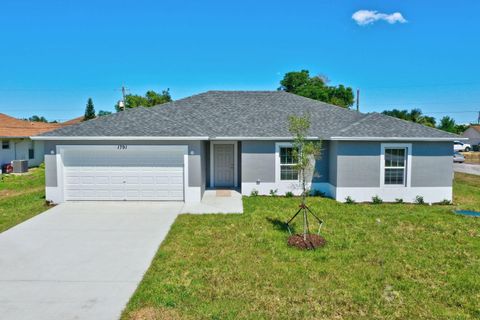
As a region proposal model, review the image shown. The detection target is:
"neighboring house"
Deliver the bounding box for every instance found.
[462,125,480,146]
[0,113,82,168]
[32,91,462,204]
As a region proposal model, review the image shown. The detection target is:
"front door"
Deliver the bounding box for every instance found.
[214,144,234,187]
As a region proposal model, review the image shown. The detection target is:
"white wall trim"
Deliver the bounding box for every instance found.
[380,143,412,188]
[212,136,320,140]
[330,137,464,141]
[32,136,209,141]
[242,182,335,197]
[210,141,238,188]
[336,186,452,204]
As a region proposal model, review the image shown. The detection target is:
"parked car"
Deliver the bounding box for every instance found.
[453,152,465,163]
[454,141,471,152]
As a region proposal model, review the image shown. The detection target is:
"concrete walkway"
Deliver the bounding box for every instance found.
[0,202,182,320]
[454,163,480,176]
[181,190,243,214]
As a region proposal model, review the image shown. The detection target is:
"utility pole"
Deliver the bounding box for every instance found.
[477,111,480,124]
[118,85,128,111]
[356,89,360,112]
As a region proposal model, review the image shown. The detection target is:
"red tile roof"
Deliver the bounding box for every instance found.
[0,113,82,138]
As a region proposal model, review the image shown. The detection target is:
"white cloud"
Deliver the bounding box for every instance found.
[352,10,407,26]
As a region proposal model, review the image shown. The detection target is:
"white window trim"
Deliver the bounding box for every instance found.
[380,143,412,188]
[209,141,238,188]
[275,142,300,183]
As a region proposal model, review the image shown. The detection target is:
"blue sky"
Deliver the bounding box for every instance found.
[1,0,479,123]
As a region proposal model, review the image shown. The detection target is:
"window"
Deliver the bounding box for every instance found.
[279,146,298,180]
[2,140,9,150]
[29,148,35,159]
[384,148,407,185]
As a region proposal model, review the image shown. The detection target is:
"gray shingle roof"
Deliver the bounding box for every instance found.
[38,91,459,140]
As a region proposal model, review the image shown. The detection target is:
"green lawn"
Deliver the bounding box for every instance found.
[0,166,50,233]
[124,173,480,320]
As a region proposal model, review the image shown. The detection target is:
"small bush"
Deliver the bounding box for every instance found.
[415,195,425,205]
[345,196,356,204]
[439,199,452,205]
[250,189,259,197]
[395,198,404,204]
[269,189,278,197]
[372,195,383,204]
[311,190,326,197]
[285,191,294,198]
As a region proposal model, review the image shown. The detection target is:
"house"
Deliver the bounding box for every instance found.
[462,125,480,147]
[0,113,83,168]
[32,91,462,204]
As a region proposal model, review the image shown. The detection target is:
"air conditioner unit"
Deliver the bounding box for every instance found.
[12,160,28,173]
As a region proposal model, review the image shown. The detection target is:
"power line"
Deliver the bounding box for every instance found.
[361,81,480,90]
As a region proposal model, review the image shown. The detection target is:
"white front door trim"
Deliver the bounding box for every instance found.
[209,141,238,188]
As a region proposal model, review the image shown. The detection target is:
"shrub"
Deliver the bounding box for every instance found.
[439,199,452,205]
[285,191,294,198]
[311,190,326,197]
[372,195,383,204]
[415,195,425,205]
[345,196,356,204]
[269,189,278,197]
[395,198,404,204]
[250,189,259,197]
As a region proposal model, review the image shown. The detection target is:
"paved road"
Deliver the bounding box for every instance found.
[0,201,182,320]
[454,163,480,176]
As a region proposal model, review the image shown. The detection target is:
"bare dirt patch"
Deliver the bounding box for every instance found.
[288,234,326,250]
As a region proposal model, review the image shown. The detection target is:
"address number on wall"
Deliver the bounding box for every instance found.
[117,145,128,150]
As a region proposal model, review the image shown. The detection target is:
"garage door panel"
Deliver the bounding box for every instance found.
[62,147,185,201]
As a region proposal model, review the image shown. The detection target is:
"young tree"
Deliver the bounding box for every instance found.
[84,98,96,121]
[285,114,324,242]
[279,70,354,108]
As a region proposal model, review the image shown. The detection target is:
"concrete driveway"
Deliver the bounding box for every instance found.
[454,163,480,176]
[0,201,182,320]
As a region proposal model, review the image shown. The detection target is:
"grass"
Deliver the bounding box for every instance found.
[0,166,50,233]
[123,173,480,320]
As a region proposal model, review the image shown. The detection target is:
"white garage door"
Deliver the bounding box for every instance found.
[61,145,186,201]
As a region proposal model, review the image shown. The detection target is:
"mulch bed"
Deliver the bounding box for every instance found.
[288,234,326,250]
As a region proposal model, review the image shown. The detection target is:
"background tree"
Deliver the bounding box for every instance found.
[437,116,457,133]
[454,123,469,134]
[27,115,48,122]
[97,110,112,117]
[83,98,96,121]
[382,108,436,127]
[115,89,172,111]
[279,70,354,108]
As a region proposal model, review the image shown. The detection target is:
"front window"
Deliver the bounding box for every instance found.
[384,148,406,185]
[280,146,298,180]
[2,140,9,150]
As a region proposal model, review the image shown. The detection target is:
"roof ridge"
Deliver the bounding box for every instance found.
[375,112,459,137]
[337,113,375,134]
